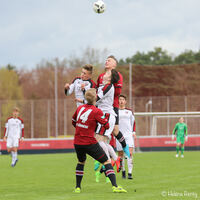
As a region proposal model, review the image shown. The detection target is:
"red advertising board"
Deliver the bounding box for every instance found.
[0,136,199,152]
[138,136,200,147]
[0,138,74,151]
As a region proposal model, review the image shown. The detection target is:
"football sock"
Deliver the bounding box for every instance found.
[115,131,126,148]
[14,152,18,160]
[11,151,15,164]
[104,163,117,187]
[176,146,180,154]
[181,147,184,155]
[75,163,84,188]
[106,143,117,161]
[100,165,106,174]
[127,157,133,174]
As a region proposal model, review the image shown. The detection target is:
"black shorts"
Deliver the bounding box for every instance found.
[114,107,119,125]
[74,143,108,164]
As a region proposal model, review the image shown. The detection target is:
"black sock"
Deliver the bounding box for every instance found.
[100,166,106,174]
[115,131,126,148]
[75,163,84,188]
[104,163,117,187]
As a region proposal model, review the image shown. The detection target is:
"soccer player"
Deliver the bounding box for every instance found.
[94,69,122,182]
[97,55,130,157]
[116,95,136,179]
[3,107,24,167]
[172,117,188,158]
[72,88,127,193]
[64,64,96,107]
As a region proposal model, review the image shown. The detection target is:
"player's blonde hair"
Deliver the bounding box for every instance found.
[85,88,97,104]
[107,55,118,65]
[13,107,20,112]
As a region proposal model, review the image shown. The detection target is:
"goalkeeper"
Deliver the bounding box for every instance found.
[172,117,188,158]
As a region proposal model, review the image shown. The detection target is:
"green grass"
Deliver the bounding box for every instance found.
[0,151,200,200]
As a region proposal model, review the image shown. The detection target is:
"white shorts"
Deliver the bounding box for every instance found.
[7,137,19,148]
[116,135,134,151]
[96,114,115,139]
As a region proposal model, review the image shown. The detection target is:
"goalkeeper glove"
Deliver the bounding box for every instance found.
[172,135,175,140]
[123,145,130,158]
[185,136,188,141]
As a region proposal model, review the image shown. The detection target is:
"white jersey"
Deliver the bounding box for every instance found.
[65,77,96,107]
[119,108,136,138]
[4,117,24,139]
[116,108,136,151]
[95,83,116,138]
[96,84,116,117]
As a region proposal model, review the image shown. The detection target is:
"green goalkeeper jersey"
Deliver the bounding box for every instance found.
[172,122,188,137]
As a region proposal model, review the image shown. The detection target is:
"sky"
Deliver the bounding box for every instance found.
[0,0,200,69]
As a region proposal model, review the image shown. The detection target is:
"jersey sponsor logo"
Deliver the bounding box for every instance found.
[76,123,89,129]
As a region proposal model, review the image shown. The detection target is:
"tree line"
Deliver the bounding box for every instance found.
[119,47,200,66]
[1,47,200,102]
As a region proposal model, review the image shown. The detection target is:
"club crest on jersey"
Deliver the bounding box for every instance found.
[84,82,88,86]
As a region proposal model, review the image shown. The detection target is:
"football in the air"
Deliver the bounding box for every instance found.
[93,0,106,14]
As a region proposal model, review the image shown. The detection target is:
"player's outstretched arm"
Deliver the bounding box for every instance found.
[64,83,75,96]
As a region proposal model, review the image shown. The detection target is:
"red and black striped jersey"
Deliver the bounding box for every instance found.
[72,104,109,145]
[97,72,123,108]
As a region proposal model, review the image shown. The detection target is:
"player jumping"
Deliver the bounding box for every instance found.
[95,69,122,182]
[64,64,96,107]
[97,55,130,157]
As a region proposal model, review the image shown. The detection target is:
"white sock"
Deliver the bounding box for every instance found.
[14,152,18,160]
[122,157,125,171]
[99,141,110,160]
[11,151,14,157]
[127,157,133,174]
[106,143,117,161]
[11,151,15,164]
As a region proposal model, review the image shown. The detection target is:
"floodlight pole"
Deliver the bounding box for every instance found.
[55,65,58,138]
[129,63,132,108]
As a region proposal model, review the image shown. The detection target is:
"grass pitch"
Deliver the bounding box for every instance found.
[0,151,200,200]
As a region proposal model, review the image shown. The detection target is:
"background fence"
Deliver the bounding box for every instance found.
[1,95,200,138]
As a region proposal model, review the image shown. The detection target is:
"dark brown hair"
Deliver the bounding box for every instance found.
[82,64,93,74]
[119,94,127,100]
